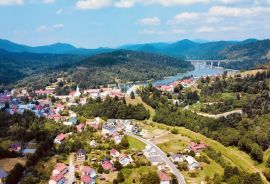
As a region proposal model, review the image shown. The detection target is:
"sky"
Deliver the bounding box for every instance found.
[0,0,270,48]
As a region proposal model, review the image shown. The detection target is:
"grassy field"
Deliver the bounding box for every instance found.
[120,166,157,184]
[127,135,146,151]
[0,157,27,172]
[183,155,224,184]
[147,122,268,183]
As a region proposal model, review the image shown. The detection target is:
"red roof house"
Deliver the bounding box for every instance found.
[188,142,206,153]
[101,161,113,170]
[158,171,172,183]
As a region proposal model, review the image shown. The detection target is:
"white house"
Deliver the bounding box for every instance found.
[90,140,96,148]
[185,156,200,170]
[143,145,158,157]
[170,154,185,163]
[119,154,133,166]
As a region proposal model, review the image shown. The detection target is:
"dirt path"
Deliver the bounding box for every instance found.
[197,109,243,119]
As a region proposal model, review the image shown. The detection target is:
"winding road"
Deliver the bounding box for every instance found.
[126,133,186,184]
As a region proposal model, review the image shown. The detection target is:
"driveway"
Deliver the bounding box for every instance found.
[126,133,186,184]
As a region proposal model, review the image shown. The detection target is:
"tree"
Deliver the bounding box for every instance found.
[140,171,160,184]
[114,161,123,171]
[250,143,263,163]
[117,171,125,182]
[266,157,270,168]
[223,166,240,181]
[130,91,135,99]
[120,136,129,149]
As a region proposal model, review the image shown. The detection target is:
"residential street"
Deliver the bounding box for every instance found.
[126,133,186,184]
[66,154,75,184]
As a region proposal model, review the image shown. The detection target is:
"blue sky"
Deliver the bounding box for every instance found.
[0,0,270,48]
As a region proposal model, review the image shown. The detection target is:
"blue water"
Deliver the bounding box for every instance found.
[152,66,230,86]
[121,66,236,92]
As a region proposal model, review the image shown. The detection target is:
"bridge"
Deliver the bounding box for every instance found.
[187,59,238,68]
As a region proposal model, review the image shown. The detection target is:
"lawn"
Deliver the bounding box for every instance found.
[127,135,146,151]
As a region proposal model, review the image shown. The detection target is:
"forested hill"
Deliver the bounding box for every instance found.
[69,50,194,89]
[0,49,193,90]
[0,49,85,86]
[219,39,270,70]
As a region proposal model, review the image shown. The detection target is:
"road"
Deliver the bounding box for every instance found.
[126,133,186,184]
[197,109,242,119]
[66,154,75,184]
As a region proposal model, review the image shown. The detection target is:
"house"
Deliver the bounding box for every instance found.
[76,149,86,162]
[143,145,158,157]
[76,123,85,132]
[110,149,120,158]
[148,156,164,166]
[0,169,7,184]
[170,154,185,163]
[82,166,97,178]
[81,175,95,184]
[49,173,65,184]
[54,133,66,144]
[188,142,206,153]
[101,161,113,171]
[86,120,99,130]
[185,156,200,170]
[125,124,134,133]
[9,142,22,152]
[49,114,62,122]
[119,154,132,166]
[90,140,96,148]
[158,171,172,184]
[113,134,122,145]
[52,163,68,176]
[102,124,116,136]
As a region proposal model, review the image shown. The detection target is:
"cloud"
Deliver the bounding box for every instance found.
[138,29,157,34]
[138,17,161,26]
[0,0,23,6]
[208,6,270,17]
[140,0,210,6]
[75,0,210,10]
[36,25,49,32]
[114,0,135,8]
[76,0,111,10]
[42,0,54,3]
[139,28,185,35]
[219,26,237,31]
[196,26,216,33]
[55,8,62,14]
[53,24,64,29]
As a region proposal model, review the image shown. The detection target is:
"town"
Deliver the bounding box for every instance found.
[0,76,211,184]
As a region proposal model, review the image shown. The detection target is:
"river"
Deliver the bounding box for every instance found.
[122,65,237,92]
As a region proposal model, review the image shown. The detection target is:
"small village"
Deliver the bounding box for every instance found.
[0,77,213,184]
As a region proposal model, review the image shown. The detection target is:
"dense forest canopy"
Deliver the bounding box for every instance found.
[0,49,193,90]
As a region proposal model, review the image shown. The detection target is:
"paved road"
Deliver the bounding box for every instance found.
[126,133,186,184]
[66,154,75,184]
